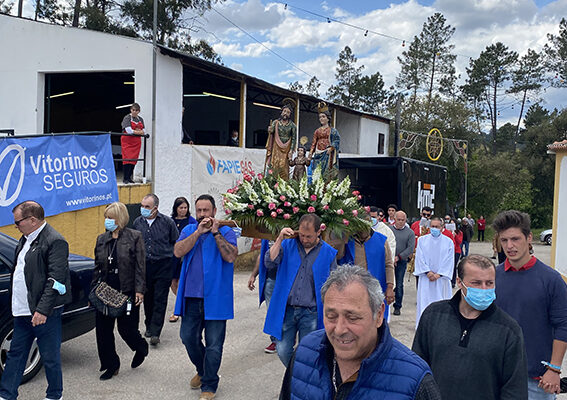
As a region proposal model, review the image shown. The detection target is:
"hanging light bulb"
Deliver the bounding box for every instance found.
[402,40,405,47]
[327,17,331,23]
[284,3,287,9]
[364,30,368,37]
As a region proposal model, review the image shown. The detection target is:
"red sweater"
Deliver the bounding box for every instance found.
[477,218,486,231]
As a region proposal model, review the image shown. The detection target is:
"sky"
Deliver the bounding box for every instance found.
[184,0,566,124]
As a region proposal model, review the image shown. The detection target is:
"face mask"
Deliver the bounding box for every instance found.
[462,282,496,311]
[371,217,377,226]
[104,218,118,232]
[48,278,66,295]
[140,207,152,218]
[430,227,441,237]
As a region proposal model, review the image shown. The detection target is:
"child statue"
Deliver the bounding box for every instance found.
[289,147,310,181]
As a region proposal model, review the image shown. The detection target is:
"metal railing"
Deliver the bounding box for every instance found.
[0,131,149,181]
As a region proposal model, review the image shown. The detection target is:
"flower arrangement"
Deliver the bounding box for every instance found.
[223,165,370,237]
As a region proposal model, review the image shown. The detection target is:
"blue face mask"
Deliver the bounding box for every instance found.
[49,278,66,295]
[430,227,441,237]
[371,217,377,226]
[140,207,152,218]
[104,218,118,232]
[462,283,496,311]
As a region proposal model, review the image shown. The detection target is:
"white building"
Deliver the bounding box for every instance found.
[0,14,391,211]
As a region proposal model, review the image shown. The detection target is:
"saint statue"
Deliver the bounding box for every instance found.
[265,98,297,179]
[308,102,340,178]
[289,147,310,180]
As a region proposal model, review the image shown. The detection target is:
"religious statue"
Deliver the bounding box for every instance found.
[265,98,297,179]
[308,102,340,178]
[289,147,310,180]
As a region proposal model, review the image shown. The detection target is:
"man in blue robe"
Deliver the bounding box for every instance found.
[263,214,337,367]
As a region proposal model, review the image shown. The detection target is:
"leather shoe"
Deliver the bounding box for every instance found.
[100,366,119,380]
[190,374,201,390]
[393,308,401,316]
[131,341,149,368]
[150,336,160,346]
[199,392,215,400]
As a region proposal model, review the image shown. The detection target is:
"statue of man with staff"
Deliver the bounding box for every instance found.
[265,98,297,179]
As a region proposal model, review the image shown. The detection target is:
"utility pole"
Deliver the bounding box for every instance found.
[150,0,158,185]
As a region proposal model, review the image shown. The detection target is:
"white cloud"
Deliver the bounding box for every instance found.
[213,41,269,57]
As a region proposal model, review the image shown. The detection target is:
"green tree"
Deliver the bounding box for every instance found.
[0,0,13,13]
[545,18,567,88]
[326,46,364,108]
[354,72,386,114]
[508,49,545,149]
[305,76,321,97]
[462,42,518,152]
[288,81,303,93]
[396,13,457,114]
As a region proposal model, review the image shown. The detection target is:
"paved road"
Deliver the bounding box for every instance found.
[18,241,565,399]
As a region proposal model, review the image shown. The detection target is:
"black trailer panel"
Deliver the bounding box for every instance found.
[339,157,447,221]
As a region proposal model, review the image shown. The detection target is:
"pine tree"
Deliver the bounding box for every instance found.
[326,46,364,109]
[544,18,567,88]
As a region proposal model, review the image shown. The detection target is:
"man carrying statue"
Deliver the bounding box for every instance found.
[265,98,297,179]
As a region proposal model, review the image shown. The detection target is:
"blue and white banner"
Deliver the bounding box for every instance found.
[0,134,119,226]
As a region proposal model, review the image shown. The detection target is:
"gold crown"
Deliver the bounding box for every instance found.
[317,101,329,113]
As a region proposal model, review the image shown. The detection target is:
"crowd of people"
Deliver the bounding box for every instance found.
[1,198,566,400]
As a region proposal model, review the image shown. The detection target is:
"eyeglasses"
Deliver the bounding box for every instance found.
[422,213,431,217]
[14,216,31,226]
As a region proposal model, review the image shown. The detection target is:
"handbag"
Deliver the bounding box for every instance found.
[89,281,129,318]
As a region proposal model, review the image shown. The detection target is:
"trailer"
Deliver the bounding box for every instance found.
[339,156,448,221]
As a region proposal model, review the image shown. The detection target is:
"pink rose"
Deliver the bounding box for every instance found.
[256,210,264,217]
[277,208,283,214]
[283,213,291,220]
[364,206,370,213]
[357,195,362,200]
[268,169,273,174]
[343,219,350,226]
[310,194,317,201]
[337,209,344,215]
[308,206,316,213]
[323,205,329,210]
[274,183,279,189]
[244,174,252,182]
[225,209,232,215]
[284,201,291,207]
[292,206,300,214]
[352,190,360,196]
[227,188,234,194]
[257,173,263,180]
[352,210,358,217]
[237,180,242,185]
[268,203,276,210]
[271,211,277,218]
[248,204,255,210]
[280,195,286,201]
[320,223,326,231]
[250,170,255,176]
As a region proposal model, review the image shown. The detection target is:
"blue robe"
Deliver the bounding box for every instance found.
[257,239,270,305]
[263,239,337,340]
[339,231,389,320]
[311,127,340,174]
[174,225,234,320]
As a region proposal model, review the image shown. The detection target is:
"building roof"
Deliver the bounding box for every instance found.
[547,139,567,152]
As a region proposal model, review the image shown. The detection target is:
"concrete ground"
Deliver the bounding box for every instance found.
[17,241,566,399]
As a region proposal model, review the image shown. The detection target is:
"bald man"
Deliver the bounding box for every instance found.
[389,211,416,315]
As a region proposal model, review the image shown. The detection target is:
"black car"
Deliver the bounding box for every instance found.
[0,232,96,383]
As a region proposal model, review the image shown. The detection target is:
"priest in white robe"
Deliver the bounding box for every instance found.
[413,216,454,328]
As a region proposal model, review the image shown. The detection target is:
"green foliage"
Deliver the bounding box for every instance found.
[0,0,13,14]
[545,18,567,87]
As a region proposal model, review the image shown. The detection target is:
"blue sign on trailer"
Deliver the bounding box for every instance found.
[0,134,119,226]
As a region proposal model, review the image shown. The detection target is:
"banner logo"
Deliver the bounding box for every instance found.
[0,144,25,207]
[417,181,435,210]
[207,151,216,175]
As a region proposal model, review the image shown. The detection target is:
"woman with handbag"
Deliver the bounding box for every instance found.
[92,202,148,380]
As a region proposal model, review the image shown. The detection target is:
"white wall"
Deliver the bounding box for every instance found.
[555,156,567,276]
[336,111,360,155]
[359,117,390,157]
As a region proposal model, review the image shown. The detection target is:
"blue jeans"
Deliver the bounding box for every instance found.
[276,305,317,367]
[461,241,470,256]
[527,378,556,400]
[263,278,276,343]
[0,308,63,400]
[393,260,407,310]
[180,298,226,393]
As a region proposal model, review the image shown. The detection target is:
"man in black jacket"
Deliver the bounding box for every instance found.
[0,201,71,400]
[412,254,528,400]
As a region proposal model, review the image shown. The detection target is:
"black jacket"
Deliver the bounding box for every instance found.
[92,228,146,294]
[12,223,72,316]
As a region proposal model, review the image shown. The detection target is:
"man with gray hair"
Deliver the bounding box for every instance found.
[280,265,440,400]
[133,193,179,346]
[413,255,528,400]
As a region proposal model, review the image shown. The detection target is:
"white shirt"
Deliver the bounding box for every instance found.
[12,222,47,317]
[146,217,155,227]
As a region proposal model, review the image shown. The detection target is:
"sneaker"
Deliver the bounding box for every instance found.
[264,342,277,353]
[393,308,401,316]
[190,374,202,390]
[199,392,215,400]
[150,336,160,346]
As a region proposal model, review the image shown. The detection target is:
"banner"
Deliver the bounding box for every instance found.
[0,134,119,226]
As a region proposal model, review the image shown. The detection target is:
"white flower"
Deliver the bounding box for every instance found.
[321,192,332,206]
[299,175,309,199]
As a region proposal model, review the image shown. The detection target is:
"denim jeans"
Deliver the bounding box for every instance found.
[461,240,470,257]
[263,278,276,343]
[393,260,407,310]
[527,378,556,400]
[276,305,318,367]
[180,298,226,393]
[0,308,63,400]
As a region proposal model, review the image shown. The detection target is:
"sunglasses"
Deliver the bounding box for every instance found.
[422,213,431,217]
[14,216,31,226]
